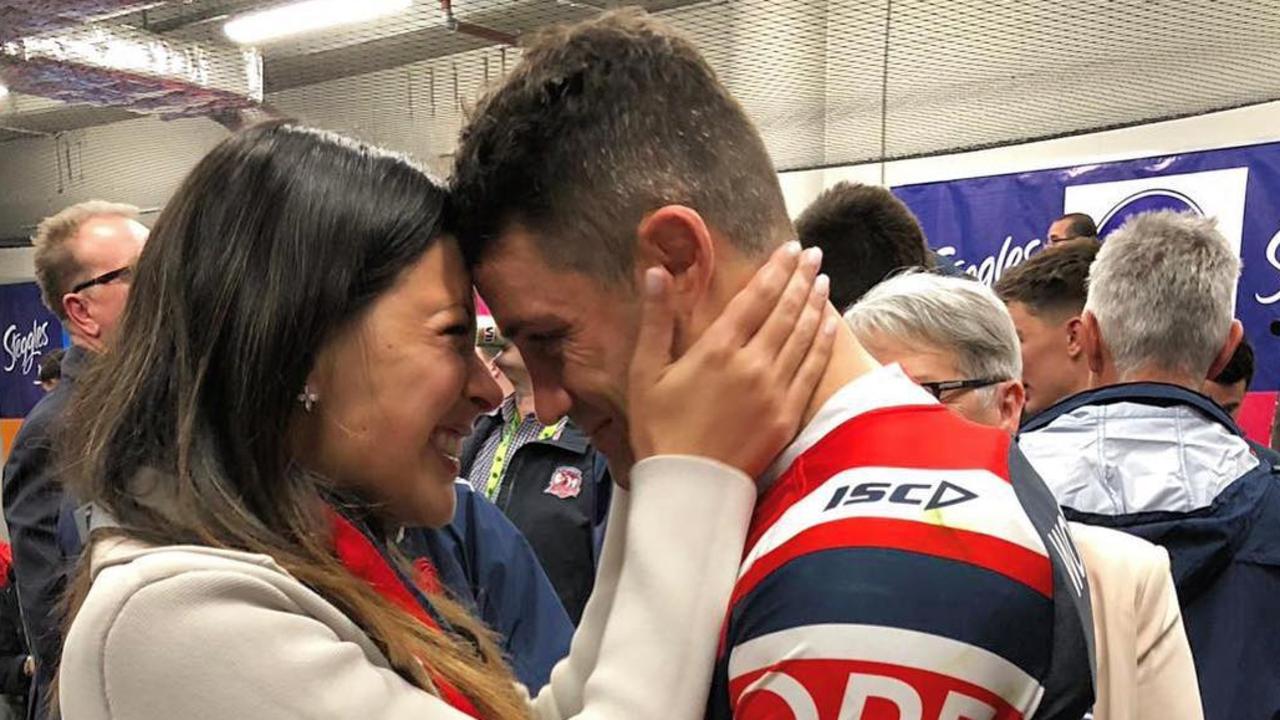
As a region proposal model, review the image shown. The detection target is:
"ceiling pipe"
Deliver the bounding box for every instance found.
[0,1,159,42]
[440,0,518,46]
[0,22,264,118]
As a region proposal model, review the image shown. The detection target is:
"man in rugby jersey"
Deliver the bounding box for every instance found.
[450,10,1095,719]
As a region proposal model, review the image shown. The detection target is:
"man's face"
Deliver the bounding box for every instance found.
[1047,218,1076,245]
[1203,378,1248,421]
[473,228,642,470]
[1006,301,1082,417]
[67,215,148,343]
[858,331,1006,429]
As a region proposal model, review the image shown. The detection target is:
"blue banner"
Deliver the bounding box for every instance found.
[1,283,64,418]
[893,142,1280,395]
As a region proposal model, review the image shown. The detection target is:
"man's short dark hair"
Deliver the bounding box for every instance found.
[995,238,1100,317]
[1055,213,1098,240]
[449,9,792,280]
[38,347,64,384]
[794,182,932,311]
[1212,336,1254,389]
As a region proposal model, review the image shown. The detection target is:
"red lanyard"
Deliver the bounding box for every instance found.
[328,509,482,717]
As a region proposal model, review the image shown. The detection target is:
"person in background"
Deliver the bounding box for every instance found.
[1,200,147,720]
[458,325,609,625]
[846,271,1025,434]
[451,10,1093,718]
[476,318,516,397]
[846,271,1202,720]
[794,181,934,312]
[0,543,31,720]
[33,350,63,394]
[55,122,834,719]
[996,238,1100,419]
[1202,337,1253,422]
[1048,212,1099,245]
[1019,211,1280,720]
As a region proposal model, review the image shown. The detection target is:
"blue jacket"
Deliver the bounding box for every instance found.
[2,345,89,720]
[1020,383,1280,720]
[399,483,573,690]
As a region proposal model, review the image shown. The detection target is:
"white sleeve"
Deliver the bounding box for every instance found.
[531,455,756,720]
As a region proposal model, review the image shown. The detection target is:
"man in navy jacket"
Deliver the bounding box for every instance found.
[1020,210,1280,720]
[3,202,146,720]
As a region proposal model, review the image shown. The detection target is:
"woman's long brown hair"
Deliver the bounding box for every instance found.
[58,122,528,719]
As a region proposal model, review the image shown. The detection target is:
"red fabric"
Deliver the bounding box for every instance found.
[0,542,11,587]
[1239,391,1277,447]
[328,510,481,718]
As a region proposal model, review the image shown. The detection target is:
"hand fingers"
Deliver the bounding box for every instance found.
[699,241,803,350]
[771,273,830,382]
[628,267,677,394]
[745,247,823,356]
[781,310,840,423]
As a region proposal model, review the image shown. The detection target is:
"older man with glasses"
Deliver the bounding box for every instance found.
[845,269,1203,720]
[2,200,146,720]
[845,271,1027,434]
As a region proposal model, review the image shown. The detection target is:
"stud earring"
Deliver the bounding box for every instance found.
[297,385,319,413]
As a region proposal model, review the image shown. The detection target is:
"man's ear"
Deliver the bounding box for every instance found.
[62,294,99,341]
[1206,319,1245,381]
[1065,315,1086,360]
[634,205,715,322]
[1081,310,1107,376]
[997,380,1026,435]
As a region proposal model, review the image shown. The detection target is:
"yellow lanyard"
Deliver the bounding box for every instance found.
[485,417,565,500]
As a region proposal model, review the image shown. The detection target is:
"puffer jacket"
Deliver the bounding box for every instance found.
[1020,383,1280,720]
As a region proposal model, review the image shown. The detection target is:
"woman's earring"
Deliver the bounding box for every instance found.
[297,385,320,413]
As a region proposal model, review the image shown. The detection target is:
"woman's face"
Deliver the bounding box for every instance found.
[303,237,502,527]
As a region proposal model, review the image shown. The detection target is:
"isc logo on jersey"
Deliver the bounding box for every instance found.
[729,625,1043,720]
[739,467,1049,583]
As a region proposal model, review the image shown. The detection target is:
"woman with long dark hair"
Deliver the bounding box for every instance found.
[55,122,833,719]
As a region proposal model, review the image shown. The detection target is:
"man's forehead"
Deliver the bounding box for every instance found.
[474,265,576,341]
[474,231,620,333]
[71,215,144,264]
[867,335,957,378]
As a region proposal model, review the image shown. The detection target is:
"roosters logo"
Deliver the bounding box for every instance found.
[545,466,583,499]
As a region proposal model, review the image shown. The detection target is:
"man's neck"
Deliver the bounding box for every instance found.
[1093,365,1201,393]
[69,334,101,354]
[799,310,881,429]
[514,389,537,419]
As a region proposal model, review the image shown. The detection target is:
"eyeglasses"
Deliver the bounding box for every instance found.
[70,265,132,294]
[919,377,1006,400]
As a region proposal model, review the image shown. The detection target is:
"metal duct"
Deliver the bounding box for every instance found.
[1,22,264,118]
[0,1,158,42]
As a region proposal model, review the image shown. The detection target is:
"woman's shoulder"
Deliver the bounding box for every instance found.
[75,538,365,643]
[70,539,339,660]
[88,536,286,580]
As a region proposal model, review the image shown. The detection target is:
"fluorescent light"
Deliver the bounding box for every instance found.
[224,0,413,45]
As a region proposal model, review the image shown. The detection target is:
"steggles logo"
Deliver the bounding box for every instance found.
[3,320,50,375]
